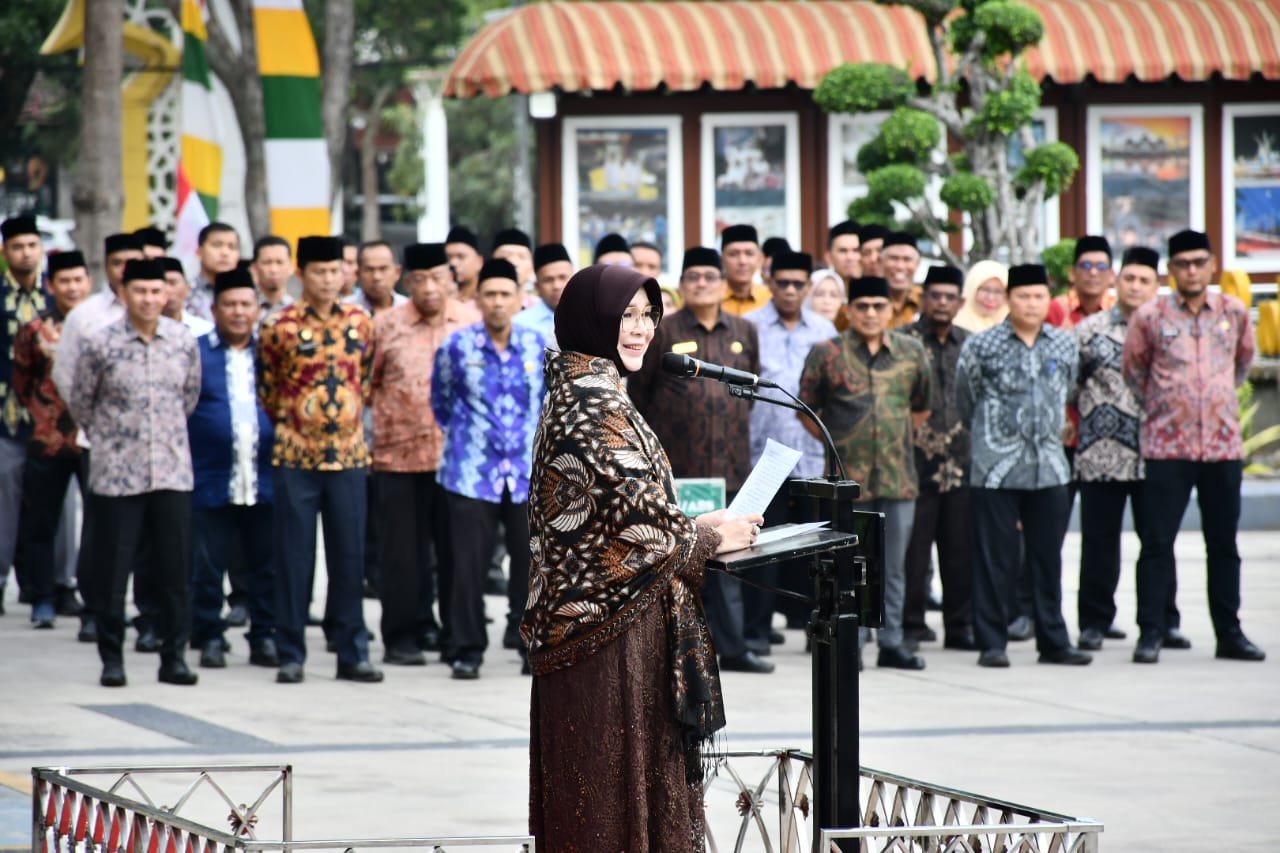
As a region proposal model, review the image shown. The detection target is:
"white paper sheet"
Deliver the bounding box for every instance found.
[725,438,804,520]
[753,521,830,547]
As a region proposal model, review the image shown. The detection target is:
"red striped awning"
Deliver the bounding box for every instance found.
[443,0,1280,97]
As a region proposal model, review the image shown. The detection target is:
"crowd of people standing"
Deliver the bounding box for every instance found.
[0,209,1265,690]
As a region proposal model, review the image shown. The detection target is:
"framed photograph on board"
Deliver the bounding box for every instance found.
[1222,103,1280,272]
[1086,105,1204,265]
[561,116,683,276]
[700,113,799,248]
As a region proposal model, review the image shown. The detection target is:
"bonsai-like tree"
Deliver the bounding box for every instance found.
[814,0,1080,266]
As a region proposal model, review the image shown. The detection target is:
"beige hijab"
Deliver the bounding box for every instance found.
[954,259,1009,332]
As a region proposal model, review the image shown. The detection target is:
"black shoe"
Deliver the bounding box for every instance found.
[1215,633,1266,661]
[135,629,160,653]
[943,632,980,651]
[719,650,775,674]
[158,660,199,685]
[745,642,772,657]
[1007,616,1034,642]
[1038,647,1092,666]
[451,659,480,680]
[977,649,1010,668]
[77,616,97,643]
[1077,627,1104,651]
[225,603,248,628]
[1132,637,1161,664]
[199,639,227,668]
[768,629,785,645]
[502,622,522,650]
[336,660,385,682]
[276,662,304,683]
[418,627,441,652]
[521,658,531,676]
[905,625,937,644]
[1104,624,1127,640]
[1163,627,1192,649]
[926,592,943,611]
[249,638,279,667]
[877,645,926,670]
[383,646,427,666]
[55,588,83,616]
[100,663,126,687]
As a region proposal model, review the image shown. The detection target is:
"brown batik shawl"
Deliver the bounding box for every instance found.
[523,348,726,742]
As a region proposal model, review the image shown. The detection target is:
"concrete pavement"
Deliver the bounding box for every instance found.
[1,530,1277,851]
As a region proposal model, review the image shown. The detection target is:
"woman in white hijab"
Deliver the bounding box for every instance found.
[953,259,1009,331]
[804,268,846,325]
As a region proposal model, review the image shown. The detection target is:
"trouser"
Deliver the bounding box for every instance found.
[1077,480,1179,632]
[55,484,79,589]
[364,470,383,592]
[766,482,819,627]
[857,498,914,650]
[378,471,448,651]
[273,467,370,667]
[971,486,1072,653]
[0,436,25,584]
[17,452,87,607]
[447,488,528,665]
[1136,460,1243,642]
[903,487,973,637]
[83,490,192,667]
[191,504,275,647]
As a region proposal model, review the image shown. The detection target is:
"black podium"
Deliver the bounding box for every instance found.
[708,478,885,853]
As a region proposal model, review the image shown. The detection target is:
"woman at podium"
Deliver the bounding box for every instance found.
[523,264,761,851]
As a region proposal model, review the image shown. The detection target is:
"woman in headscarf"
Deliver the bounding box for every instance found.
[524,264,762,852]
[804,267,846,324]
[953,259,1009,331]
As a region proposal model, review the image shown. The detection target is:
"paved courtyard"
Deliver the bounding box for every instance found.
[1,530,1277,851]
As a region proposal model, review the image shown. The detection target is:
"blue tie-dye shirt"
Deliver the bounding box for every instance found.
[431,322,547,503]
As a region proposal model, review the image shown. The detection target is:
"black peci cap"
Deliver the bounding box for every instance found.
[296,236,343,267]
[682,247,722,272]
[1121,246,1160,272]
[848,276,890,301]
[923,265,964,287]
[720,224,759,248]
[122,259,166,283]
[403,243,448,271]
[533,243,572,270]
[1007,263,1049,289]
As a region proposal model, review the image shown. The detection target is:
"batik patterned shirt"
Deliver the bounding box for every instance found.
[1,270,48,440]
[11,308,79,457]
[1071,307,1142,482]
[956,319,1077,490]
[1047,289,1116,330]
[67,317,201,496]
[900,318,970,493]
[1122,291,1253,462]
[256,301,374,471]
[431,322,546,503]
[798,330,932,501]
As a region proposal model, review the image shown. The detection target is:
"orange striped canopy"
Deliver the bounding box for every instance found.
[443,0,1280,97]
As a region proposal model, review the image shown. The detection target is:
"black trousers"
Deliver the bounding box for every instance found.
[1136,460,1243,642]
[191,504,274,646]
[903,487,973,637]
[971,486,1072,654]
[84,490,192,667]
[447,489,529,664]
[378,471,448,651]
[18,453,87,606]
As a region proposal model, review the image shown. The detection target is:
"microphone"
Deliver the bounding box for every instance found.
[661,352,777,389]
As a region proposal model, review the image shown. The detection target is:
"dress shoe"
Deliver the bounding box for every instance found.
[158,660,199,685]
[100,664,127,687]
[769,630,785,645]
[225,603,248,628]
[1132,637,1161,664]
[418,627,441,652]
[199,639,227,668]
[77,616,98,643]
[451,659,481,680]
[1077,627,1104,651]
[943,632,980,651]
[1007,616,1034,642]
[276,662,304,683]
[719,650,775,674]
[383,646,427,666]
[502,622,522,650]
[1215,633,1266,662]
[31,601,56,629]
[926,592,943,611]
[336,660,385,682]
[1038,647,1092,666]
[1163,627,1192,650]
[55,588,83,616]
[877,645,926,670]
[905,625,937,644]
[249,638,279,667]
[745,642,772,657]
[1104,624,1127,640]
[135,629,160,653]
[977,649,1010,668]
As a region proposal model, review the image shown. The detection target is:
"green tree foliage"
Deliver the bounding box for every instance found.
[446,94,521,239]
[0,0,81,175]
[814,0,1080,265]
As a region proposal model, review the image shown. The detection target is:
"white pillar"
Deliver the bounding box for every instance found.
[411,70,450,242]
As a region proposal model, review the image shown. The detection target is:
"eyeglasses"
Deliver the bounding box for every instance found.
[1075,261,1111,272]
[773,278,808,290]
[682,271,722,284]
[620,308,662,330]
[848,301,889,313]
[1169,255,1211,271]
